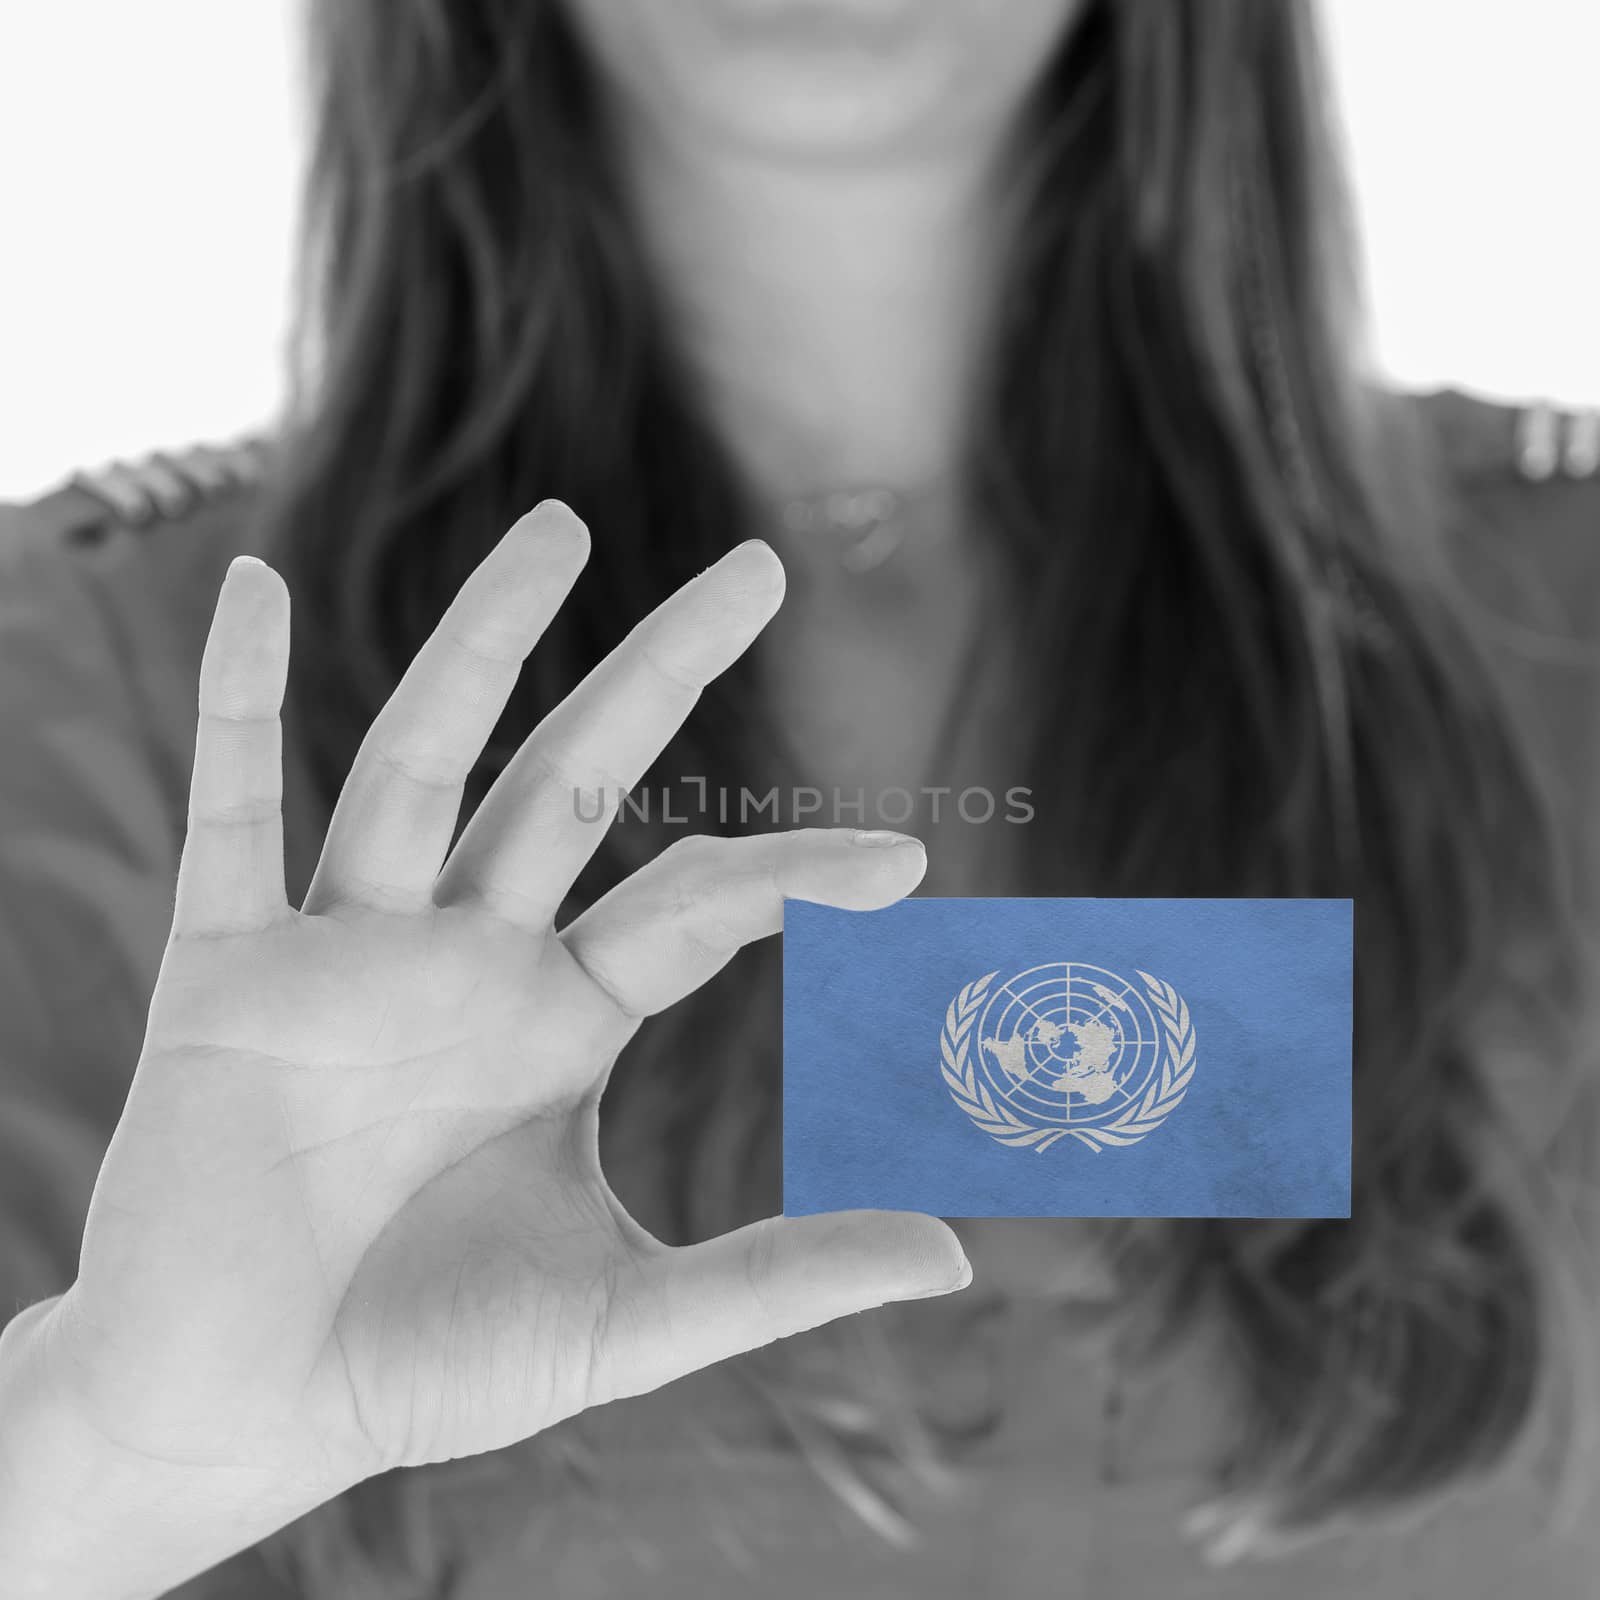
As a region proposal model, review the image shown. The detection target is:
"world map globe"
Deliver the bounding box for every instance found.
[975,962,1163,1129]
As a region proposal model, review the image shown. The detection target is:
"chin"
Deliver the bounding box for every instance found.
[649,1,958,161]
[689,63,951,163]
[563,0,1083,165]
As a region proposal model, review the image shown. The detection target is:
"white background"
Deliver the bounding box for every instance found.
[1,1,1596,500]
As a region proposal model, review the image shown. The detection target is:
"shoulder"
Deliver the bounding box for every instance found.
[0,435,272,570]
[0,436,281,855]
[0,436,330,907]
[1408,384,1600,491]
[1401,384,1600,631]
[0,435,275,701]
[1401,386,1600,918]
[0,431,277,679]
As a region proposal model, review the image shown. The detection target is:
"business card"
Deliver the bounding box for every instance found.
[782,897,1352,1219]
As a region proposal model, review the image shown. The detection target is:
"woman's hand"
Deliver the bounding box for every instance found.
[5,504,965,1594]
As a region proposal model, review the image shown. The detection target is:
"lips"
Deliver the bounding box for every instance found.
[705,0,919,50]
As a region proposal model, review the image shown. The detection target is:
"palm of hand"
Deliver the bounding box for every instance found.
[51,506,966,1527]
[78,904,645,1481]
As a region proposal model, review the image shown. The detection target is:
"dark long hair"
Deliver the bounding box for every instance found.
[258,0,1595,1588]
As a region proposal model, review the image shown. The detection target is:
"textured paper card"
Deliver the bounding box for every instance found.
[782,897,1352,1219]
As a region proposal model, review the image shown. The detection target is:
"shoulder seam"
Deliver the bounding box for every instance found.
[67,437,273,533]
[1408,386,1600,488]
[9,436,274,550]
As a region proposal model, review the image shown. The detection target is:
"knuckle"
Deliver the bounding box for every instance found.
[199,706,279,734]
[519,741,624,810]
[439,619,528,674]
[192,799,280,829]
[655,866,739,956]
[363,738,463,794]
[633,629,705,696]
[654,831,723,875]
[676,914,736,975]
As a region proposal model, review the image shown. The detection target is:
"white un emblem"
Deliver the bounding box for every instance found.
[939,964,1197,1153]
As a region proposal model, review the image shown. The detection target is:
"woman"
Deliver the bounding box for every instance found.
[0,0,1596,1594]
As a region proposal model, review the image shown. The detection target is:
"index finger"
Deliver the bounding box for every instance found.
[301,502,591,915]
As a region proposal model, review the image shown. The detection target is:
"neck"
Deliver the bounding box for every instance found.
[611,122,1009,520]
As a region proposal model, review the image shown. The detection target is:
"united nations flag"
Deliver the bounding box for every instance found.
[782,897,1351,1219]
[951,962,1195,1155]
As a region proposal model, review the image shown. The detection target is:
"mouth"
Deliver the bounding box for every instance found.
[705,0,919,49]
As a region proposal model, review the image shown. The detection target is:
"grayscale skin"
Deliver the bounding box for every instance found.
[0,504,971,1600]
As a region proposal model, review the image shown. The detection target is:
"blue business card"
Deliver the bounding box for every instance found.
[782,897,1352,1219]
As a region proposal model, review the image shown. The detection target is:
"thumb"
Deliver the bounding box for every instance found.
[596,1210,972,1404]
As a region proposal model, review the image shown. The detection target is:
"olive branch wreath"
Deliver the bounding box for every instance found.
[939,969,1197,1153]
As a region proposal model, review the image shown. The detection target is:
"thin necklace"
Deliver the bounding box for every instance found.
[779,484,911,573]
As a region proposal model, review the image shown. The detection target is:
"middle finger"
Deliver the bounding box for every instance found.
[434,539,785,927]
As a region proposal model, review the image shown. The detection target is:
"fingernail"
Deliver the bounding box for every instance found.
[715,538,775,567]
[707,539,785,601]
[222,554,268,594]
[851,830,923,849]
[903,1254,973,1299]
